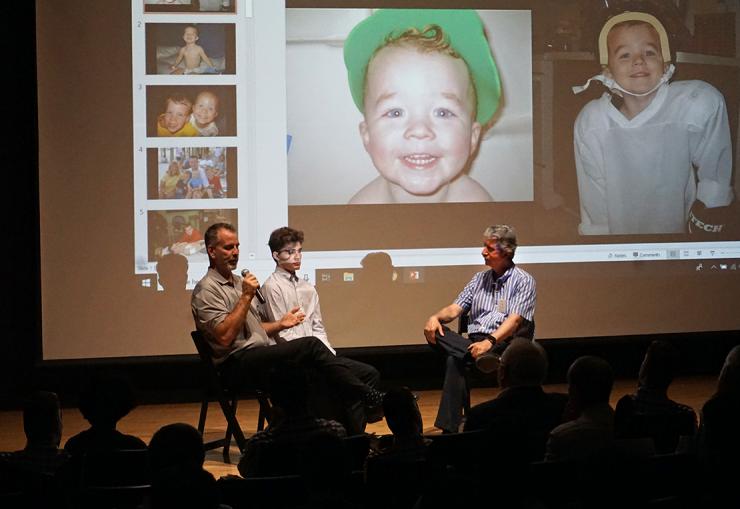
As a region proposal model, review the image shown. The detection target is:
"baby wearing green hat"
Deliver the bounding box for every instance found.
[344,9,501,204]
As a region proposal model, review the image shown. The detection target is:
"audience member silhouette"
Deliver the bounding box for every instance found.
[699,344,740,452]
[148,423,226,509]
[237,361,347,478]
[64,373,147,457]
[148,422,205,475]
[464,338,567,462]
[0,391,68,507]
[372,386,429,460]
[150,466,223,509]
[614,340,697,453]
[1,391,69,476]
[545,355,615,462]
[365,387,429,509]
[294,433,357,509]
[697,345,740,505]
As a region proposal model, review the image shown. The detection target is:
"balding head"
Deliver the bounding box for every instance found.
[498,338,548,389]
[717,345,740,396]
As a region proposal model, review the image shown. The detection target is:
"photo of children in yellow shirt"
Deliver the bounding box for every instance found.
[156,94,198,137]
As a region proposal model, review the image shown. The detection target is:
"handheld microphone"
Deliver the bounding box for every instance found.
[240,269,266,304]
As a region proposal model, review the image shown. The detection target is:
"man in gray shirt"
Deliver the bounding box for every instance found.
[261,226,381,433]
[191,223,383,423]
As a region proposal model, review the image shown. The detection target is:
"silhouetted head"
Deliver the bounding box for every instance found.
[498,338,548,389]
[149,422,205,473]
[359,252,395,284]
[23,390,62,448]
[383,386,422,438]
[567,356,614,410]
[638,339,679,393]
[78,374,136,429]
[156,253,188,291]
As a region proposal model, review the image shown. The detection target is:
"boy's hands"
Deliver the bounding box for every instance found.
[279,306,306,331]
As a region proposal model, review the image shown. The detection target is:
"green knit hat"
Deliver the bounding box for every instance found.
[343,9,501,125]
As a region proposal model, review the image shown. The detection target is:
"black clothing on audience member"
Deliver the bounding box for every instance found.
[64,428,147,457]
[464,386,567,461]
[63,376,146,458]
[699,393,740,456]
[0,447,69,477]
[1,391,69,477]
[238,414,347,478]
[614,339,697,453]
[58,373,146,507]
[699,345,740,454]
[237,361,349,478]
[696,345,740,505]
[614,388,697,453]
[150,465,222,509]
[0,391,69,507]
[545,356,615,462]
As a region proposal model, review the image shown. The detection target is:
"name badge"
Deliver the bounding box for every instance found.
[497,299,506,313]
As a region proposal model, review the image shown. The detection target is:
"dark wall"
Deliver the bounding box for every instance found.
[3,2,40,408]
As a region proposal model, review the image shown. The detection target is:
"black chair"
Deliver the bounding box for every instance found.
[342,433,372,472]
[191,330,271,462]
[217,474,306,509]
[80,448,151,509]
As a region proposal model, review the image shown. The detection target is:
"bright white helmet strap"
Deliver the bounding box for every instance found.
[572,64,675,97]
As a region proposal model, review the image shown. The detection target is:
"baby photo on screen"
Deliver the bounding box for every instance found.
[286,8,534,205]
[146,23,235,75]
[147,85,236,137]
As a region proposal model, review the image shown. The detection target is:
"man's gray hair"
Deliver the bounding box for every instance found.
[483,224,517,258]
[500,338,548,387]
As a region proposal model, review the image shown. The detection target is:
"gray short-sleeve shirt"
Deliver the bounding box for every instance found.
[191,267,271,364]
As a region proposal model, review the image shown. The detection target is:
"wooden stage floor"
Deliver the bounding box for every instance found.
[0,375,717,478]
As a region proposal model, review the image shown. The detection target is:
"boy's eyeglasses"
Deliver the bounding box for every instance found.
[278,248,303,257]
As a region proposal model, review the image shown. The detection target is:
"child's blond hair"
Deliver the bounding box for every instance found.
[365,24,477,117]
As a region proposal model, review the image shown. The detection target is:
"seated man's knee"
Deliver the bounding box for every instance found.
[445,355,460,369]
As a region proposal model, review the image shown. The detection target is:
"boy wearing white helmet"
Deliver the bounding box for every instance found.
[573,12,734,235]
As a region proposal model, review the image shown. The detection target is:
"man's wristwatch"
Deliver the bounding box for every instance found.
[487,335,497,346]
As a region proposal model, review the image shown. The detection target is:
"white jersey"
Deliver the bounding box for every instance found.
[574,80,733,235]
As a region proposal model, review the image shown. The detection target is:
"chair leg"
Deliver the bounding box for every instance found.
[218,394,247,463]
[257,392,271,432]
[222,397,235,462]
[463,373,471,416]
[198,392,209,434]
